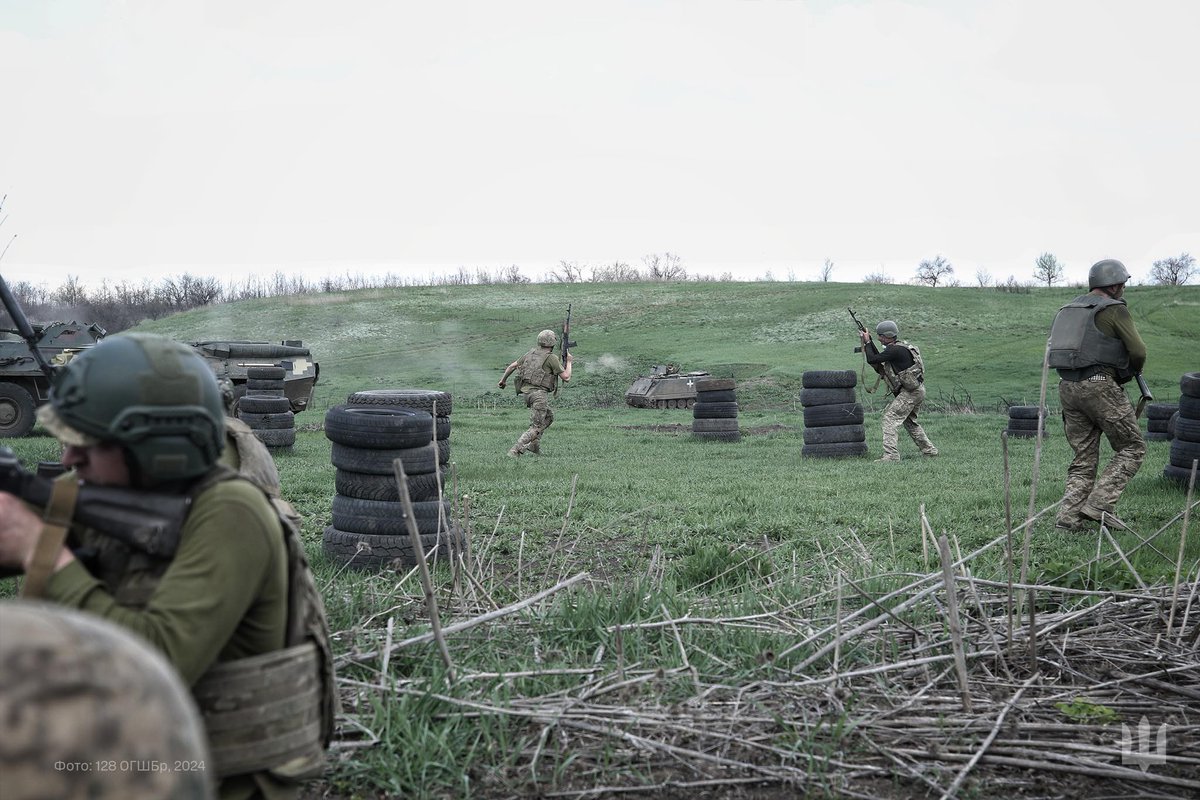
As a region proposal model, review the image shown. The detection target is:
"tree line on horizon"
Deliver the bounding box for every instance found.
[3,251,1192,335]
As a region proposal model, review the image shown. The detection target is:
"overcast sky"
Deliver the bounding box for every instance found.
[2,0,1197,290]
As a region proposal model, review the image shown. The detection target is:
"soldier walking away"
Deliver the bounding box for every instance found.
[0,333,336,800]
[858,320,939,462]
[0,600,215,800]
[1048,259,1147,531]
[499,329,573,456]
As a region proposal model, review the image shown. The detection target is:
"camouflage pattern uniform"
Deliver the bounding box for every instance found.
[863,325,938,461]
[1049,269,1147,528]
[0,601,214,800]
[500,330,569,456]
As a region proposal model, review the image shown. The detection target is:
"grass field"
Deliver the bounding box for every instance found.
[5,280,1198,798]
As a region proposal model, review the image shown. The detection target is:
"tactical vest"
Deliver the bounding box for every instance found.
[889,340,925,392]
[73,466,336,782]
[514,347,556,392]
[1047,294,1132,380]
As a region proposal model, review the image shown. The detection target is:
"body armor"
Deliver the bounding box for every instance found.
[514,348,556,392]
[1048,294,1132,380]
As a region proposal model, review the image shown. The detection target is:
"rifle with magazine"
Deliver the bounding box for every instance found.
[849,308,899,395]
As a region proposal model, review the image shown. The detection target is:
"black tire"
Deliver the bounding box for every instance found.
[802,403,864,427]
[237,395,292,414]
[692,401,739,419]
[436,416,451,441]
[1163,463,1200,487]
[436,438,451,465]
[800,387,857,407]
[335,468,449,502]
[1146,419,1168,434]
[330,442,437,476]
[1166,412,1177,438]
[244,388,285,398]
[1007,418,1050,432]
[695,389,736,404]
[692,430,741,442]
[1145,432,1173,442]
[246,365,286,381]
[1180,395,1200,418]
[1174,414,1200,442]
[803,424,866,445]
[347,389,453,417]
[694,378,735,392]
[322,525,463,571]
[238,411,296,430]
[691,418,739,433]
[1146,403,1178,420]
[1180,372,1200,398]
[1169,439,1200,469]
[1004,429,1050,439]
[331,496,452,536]
[247,378,286,391]
[1007,406,1048,420]
[802,370,857,389]
[220,343,309,359]
[0,383,37,438]
[323,405,434,449]
[802,441,868,458]
[254,427,296,448]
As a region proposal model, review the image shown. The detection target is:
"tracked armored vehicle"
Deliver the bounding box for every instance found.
[188,340,319,414]
[0,320,106,437]
[624,364,711,409]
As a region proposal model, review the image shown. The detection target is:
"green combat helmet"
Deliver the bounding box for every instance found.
[37,333,225,486]
[875,320,899,339]
[0,601,214,800]
[537,329,557,348]
[1088,259,1131,289]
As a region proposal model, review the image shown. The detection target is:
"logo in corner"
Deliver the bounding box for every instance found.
[1120,716,1167,772]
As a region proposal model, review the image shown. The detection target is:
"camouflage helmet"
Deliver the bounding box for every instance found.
[38,333,225,486]
[0,601,214,800]
[1088,259,1131,289]
[876,320,899,339]
[537,329,557,348]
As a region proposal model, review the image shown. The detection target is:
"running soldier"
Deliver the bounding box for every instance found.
[498,329,573,456]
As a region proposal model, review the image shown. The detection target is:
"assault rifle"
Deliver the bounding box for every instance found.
[561,304,577,363]
[0,447,191,578]
[849,308,899,396]
[0,273,57,380]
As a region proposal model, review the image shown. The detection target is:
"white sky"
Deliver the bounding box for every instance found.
[1,0,1197,289]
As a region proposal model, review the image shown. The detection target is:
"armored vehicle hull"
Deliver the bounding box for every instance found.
[0,321,106,438]
[189,340,319,414]
[624,364,711,409]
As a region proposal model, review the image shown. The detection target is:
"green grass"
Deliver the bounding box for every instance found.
[4,280,1198,798]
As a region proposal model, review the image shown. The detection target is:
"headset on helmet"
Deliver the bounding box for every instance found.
[44,333,225,485]
[1088,259,1131,290]
[875,320,899,339]
[537,329,557,348]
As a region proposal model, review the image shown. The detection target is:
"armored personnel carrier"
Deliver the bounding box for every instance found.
[0,320,107,437]
[188,340,319,414]
[624,364,711,409]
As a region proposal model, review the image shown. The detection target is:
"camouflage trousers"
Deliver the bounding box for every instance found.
[512,389,554,454]
[880,384,938,460]
[1056,378,1145,525]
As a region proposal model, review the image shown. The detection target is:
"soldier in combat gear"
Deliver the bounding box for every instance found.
[0,333,335,800]
[0,600,214,800]
[1048,259,1147,530]
[858,319,939,462]
[498,329,573,456]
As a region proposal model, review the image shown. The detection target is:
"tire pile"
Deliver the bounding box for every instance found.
[322,389,461,572]
[237,365,296,449]
[1144,402,1177,442]
[800,370,867,458]
[1005,405,1051,439]
[1165,372,1200,486]
[691,378,740,442]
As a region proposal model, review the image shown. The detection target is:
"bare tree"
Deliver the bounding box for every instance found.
[548,260,584,283]
[501,264,529,284]
[1148,252,1196,285]
[915,255,954,287]
[1033,252,1064,287]
[643,252,686,281]
[863,270,891,285]
[820,258,834,282]
[975,267,993,287]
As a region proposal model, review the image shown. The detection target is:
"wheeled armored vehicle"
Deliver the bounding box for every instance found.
[0,320,107,437]
[188,340,319,414]
[624,364,711,409]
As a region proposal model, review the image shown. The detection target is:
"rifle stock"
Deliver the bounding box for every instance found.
[0,447,191,578]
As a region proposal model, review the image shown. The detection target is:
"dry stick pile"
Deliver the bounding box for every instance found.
[328,465,1200,798]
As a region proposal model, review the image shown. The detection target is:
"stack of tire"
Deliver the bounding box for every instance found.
[322,389,461,572]
[237,366,296,449]
[1004,405,1052,439]
[1144,402,1177,442]
[1165,372,1200,486]
[801,370,867,458]
[691,378,740,442]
